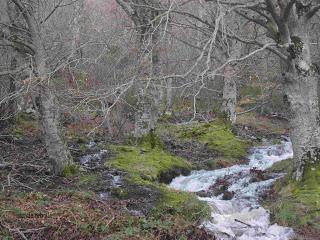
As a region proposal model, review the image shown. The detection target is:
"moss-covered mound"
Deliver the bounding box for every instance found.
[108,138,209,223]
[265,160,320,230]
[166,119,249,159]
[109,145,191,184]
[152,186,210,222]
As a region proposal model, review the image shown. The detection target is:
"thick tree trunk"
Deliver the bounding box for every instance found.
[279,14,320,180]
[39,86,73,175]
[284,73,320,180]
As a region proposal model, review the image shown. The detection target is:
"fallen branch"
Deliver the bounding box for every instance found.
[235,219,254,228]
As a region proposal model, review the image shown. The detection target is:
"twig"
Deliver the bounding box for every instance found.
[235,219,253,228]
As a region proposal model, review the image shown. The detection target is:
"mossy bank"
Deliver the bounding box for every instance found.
[265,159,320,233]
[158,119,250,168]
[107,135,210,223]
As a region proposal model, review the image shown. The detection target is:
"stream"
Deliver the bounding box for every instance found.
[170,137,295,240]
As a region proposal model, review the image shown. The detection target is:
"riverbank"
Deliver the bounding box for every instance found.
[0,113,319,239]
[1,115,220,239]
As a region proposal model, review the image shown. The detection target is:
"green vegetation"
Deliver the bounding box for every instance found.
[152,186,210,222]
[62,164,79,178]
[265,160,320,229]
[109,145,191,184]
[176,119,249,158]
[108,135,209,224]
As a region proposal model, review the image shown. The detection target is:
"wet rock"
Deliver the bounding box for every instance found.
[197,190,212,198]
[222,191,234,200]
[159,166,191,184]
[216,159,233,168]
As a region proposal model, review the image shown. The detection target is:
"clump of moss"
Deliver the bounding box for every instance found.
[152,186,210,222]
[266,161,320,229]
[108,145,191,185]
[109,132,210,225]
[178,119,249,158]
[63,164,79,178]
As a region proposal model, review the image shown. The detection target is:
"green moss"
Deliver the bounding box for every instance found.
[109,145,191,184]
[266,161,320,229]
[267,159,294,173]
[177,119,249,158]
[152,186,210,222]
[63,164,79,178]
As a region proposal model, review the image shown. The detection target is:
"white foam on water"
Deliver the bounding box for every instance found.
[169,139,295,240]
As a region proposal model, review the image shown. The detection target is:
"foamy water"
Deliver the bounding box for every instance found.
[170,138,294,240]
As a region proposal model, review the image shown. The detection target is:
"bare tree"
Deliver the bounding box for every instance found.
[116,0,166,137]
[213,0,320,180]
[1,0,74,175]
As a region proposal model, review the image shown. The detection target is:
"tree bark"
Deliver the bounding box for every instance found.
[34,27,73,175]
[221,64,237,124]
[221,43,241,124]
[279,10,320,180]
[116,0,163,138]
[11,0,74,175]
[165,78,173,115]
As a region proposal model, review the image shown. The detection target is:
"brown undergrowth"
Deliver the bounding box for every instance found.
[0,191,213,240]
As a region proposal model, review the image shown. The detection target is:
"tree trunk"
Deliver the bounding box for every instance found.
[221,44,241,124]
[165,78,173,115]
[280,14,320,180]
[7,57,17,121]
[26,8,73,175]
[39,86,73,175]
[283,73,320,180]
[221,64,237,124]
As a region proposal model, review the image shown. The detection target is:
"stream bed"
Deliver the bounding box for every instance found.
[170,138,295,240]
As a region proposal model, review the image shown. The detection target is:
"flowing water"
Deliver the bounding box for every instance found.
[170,138,295,240]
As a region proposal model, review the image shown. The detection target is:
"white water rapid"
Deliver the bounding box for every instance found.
[170,138,295,240]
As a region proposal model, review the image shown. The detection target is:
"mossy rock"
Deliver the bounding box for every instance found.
[108,145,191,185]
[177,119,249,158]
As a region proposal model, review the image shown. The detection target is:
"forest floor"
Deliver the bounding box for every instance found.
[0,112,319,239]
